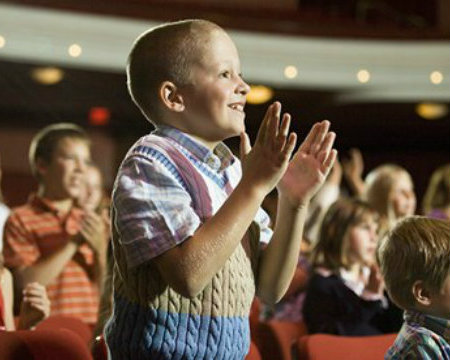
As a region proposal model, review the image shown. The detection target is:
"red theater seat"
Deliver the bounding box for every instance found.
[35,315,93,345]
[0,329,92,360]
[295,333,397,360]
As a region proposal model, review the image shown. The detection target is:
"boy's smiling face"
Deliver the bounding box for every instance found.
[178,29,250,147]
[38,137,91,201]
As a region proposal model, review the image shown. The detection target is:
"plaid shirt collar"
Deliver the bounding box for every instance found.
[153,125,235,172]
[404,309,450,343]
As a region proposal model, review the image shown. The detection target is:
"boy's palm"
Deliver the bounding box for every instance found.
[278,121,337,207]
[240,102,297,195]
[80,211,107,253]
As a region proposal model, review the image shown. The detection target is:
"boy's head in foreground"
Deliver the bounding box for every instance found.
[378,216,450,320]
[29,123,91,200]
[127,19,251,146]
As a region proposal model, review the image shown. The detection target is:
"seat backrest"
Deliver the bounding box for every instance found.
[0,330,32,360]
[0,329,93,360]
[35,315,93,345]
[256,320,308,360]
[295,333,397,360]
[245,341,262,360]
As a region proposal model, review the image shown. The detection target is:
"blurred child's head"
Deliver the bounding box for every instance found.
[77,164,105,212]
[311,197,380,272]
[0,153,4,203]
[422,164,450,216]
[29,123,91,200]
[378,216,450,319]
[364,164,416,227]
[127,19,250,145]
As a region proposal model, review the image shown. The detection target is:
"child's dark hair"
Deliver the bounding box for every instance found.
[311,197,379,271]
[28,123,89,179]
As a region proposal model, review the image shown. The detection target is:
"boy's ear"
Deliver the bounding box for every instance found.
[35,158,48,177]
[412,280,432,307]
[159,81,185,112]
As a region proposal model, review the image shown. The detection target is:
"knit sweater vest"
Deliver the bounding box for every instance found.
[105,134,260,360]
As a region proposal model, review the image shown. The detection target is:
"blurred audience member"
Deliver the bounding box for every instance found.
[2,123,104,326]
[342,148,365,197]
[422,163,450,220]
[363,164,416,234]
[1,253,50,330]
[379,217,450,359]
[0,154,10,252]
[303,198,392,335]
[304,158,342,246]
[77,164,109,215]
[76,164,113,342]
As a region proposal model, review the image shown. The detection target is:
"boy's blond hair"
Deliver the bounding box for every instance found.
[127,19,222,124]
[363,164,413,229]
[29,123,89,179]
[422,164,450,215]
[377,216,450,310]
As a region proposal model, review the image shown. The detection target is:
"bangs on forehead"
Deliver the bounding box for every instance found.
[352,203,379,224]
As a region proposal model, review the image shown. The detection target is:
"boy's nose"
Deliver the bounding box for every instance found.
[76,158,88,172]
[237,78,251,95]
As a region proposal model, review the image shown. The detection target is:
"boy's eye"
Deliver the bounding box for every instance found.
[220,71,231,79]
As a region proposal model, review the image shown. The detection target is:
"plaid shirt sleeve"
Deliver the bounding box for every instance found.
[254,207,273,245]
[3,212,40,268]
[113,155,201,268]
[387,338,446,359]
[386,326,450,360]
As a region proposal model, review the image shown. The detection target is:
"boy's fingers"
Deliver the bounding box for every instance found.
[317,131,336,159]
[23,288,44,297]
[321,149,338,174]
[256,102,275,145]
[276,113,291,151]
[311,120,330,156]
[298,122,322,154]
[265,102,282,145]
[281,132,297,160]
[268,103,281,147]
[29,303,48,314]
[239,132,251,157]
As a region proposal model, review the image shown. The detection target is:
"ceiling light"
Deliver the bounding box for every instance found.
[0,35,5,48]
[284,66,298,79]
[357,69,370,83]
[415,103,448,120]
[246,85,274,105]
[430,71,443,85]
[31,66,64,85]
[68,43,82,57]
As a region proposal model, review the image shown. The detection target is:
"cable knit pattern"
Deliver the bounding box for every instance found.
[105,132,261,359]
[106,232,257,359]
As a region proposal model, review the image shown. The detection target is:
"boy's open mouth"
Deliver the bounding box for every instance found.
[228,103,245,112]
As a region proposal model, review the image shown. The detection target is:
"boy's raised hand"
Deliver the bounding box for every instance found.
[79,211,107,255]
[18,282,50,329]
[240,102,297,196]
[278,120,337,208]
